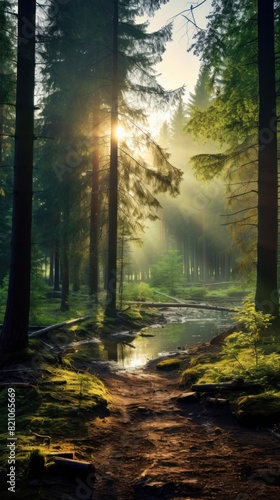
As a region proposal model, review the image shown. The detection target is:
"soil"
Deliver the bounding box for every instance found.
[77,341,280,500]
[2,333,280,499]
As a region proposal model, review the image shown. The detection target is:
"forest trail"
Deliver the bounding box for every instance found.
[85,355,280,500]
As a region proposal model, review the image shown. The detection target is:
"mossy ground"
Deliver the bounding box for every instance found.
[156,358,181,371]
[180,323,280,427]
[234,392,280,426]
[0,330,110,499]
[0,306,164,498]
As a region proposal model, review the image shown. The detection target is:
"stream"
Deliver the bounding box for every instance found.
[75,307,234,370]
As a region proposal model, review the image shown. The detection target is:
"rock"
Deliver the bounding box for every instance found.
[156,358,180,371]
[206,397,229,407]
[236,392,280,427]
[137,406,149,413]
[214,427,223,435]
[177,392,200,404]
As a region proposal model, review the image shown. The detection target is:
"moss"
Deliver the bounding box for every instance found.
[156,358,180,371]
[180,365,205,385]
[0,362,109,488]
[235,392,280,426]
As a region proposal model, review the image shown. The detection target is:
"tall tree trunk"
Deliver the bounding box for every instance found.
[0,106,3,168]
[255,0,278,316]
[72,252,81,292]
[49,248,54,286]
[105,0,119,318]
[54,211,60,291]
[89,93,100,301]
[60,191,70,312]
[0,0,36,357]
[60,244,69,311]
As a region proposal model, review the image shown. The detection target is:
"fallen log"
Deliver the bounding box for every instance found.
[47,452,74,459]
[29,315,91,338]
[122,341,135,349]
[29,430,51,444]
[192,381,262,392]
[126,301,236,313]
[51,456,95,475]
[154,291,185,303]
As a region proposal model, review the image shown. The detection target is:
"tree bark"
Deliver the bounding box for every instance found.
[49,248,54,286]
[72,252,81,293]
[0,0,36,357]
[105,0,119,318]
[0,106,3,168]
[54,210,60,291]
[60,236,69,311]
[255,0,278,316]
[89,92,100,301]
[60,189,70,311]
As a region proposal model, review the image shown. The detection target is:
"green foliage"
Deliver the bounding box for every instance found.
[180,299,279,390]
[150,249,184,294]
[122,281,157,302]
[247,355,280,389]
[186,0,260,274]
[223,299,274,366]
[183,286,207,300]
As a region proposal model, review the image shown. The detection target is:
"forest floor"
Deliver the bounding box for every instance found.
[74,341,280,500]
[2,321,280,499]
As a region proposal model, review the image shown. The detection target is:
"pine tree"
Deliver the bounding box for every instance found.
[38,0,183,318]
[255,0,278,316]
[187,0,279,312]
[0,1,15,287]
[0,0,36,358]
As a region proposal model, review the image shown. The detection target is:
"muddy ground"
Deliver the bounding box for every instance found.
[2,331,280,499]
[76,342,280,500]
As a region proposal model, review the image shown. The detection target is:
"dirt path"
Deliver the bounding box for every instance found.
[82,359,280,500]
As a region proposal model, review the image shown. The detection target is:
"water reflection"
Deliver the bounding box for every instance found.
[100,309,233,369]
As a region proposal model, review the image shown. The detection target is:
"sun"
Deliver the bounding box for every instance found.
[116,124,126,141]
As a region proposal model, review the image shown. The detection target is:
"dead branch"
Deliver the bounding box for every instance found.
[29,315,91,338]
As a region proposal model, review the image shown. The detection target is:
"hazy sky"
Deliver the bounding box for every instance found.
[145,0,211,98]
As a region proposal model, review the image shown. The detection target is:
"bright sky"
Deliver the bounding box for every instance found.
[145,0,211,99]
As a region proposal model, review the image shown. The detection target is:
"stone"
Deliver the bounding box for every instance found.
[177,392,200,404]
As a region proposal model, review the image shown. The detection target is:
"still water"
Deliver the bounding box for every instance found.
[81,308,234,370]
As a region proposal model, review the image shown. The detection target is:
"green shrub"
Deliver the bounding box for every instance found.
[150,249,184,294]
[183,287,207,300]
[223,299,274,367]
[122,282,156,302]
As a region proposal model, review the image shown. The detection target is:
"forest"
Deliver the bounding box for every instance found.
[0,0,278,354]
[0,0,280,498]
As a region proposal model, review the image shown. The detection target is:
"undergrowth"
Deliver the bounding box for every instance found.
[0,340,109,498]
[181,300,280,391]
